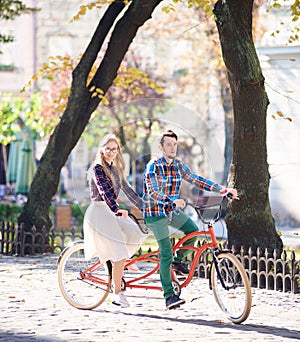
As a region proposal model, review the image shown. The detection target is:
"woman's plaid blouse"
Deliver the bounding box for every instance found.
[90,163,142,213]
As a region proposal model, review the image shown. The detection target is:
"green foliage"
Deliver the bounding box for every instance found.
[0,203,88,227]
[0,96,19,145]
[20,53,166,151]
[0,0,38,20]
[0,203,23,223]
[70,204,88,226]
[82,101,167,150]
[83,62,166,147]
[0,34,14,45]
[0,93,43,145]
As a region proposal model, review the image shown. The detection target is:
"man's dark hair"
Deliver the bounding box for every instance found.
[160,129,178,146]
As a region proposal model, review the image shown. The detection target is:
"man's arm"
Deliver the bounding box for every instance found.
[179,161,223,193]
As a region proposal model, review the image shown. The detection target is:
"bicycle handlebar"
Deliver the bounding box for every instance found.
[115,211,150,234]
[166,193,233,211]
[192,194,229,209]
[177,194,234,224]
[115,194,234,230]
[185,194,234,224]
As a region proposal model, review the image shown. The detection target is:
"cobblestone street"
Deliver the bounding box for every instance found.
[0,254,299,342]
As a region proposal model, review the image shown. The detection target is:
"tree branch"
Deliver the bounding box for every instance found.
[87,0,162,113]
[73,1,126,85]
[19,0,162,230]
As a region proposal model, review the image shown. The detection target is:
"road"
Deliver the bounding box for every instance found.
[0,254,299,342]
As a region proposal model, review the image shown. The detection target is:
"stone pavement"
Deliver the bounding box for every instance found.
[0,254,299,342]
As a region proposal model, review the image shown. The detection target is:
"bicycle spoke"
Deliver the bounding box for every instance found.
[211,253,251,324]
[57,241,111,309]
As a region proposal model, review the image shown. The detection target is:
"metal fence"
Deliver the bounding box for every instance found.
[196,245,300,294]
[233,245,300,294]
[1,221,299,294]
[0,221,83,256]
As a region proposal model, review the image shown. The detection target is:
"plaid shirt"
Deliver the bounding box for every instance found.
[90,163,142,213]
[143,156,222,217]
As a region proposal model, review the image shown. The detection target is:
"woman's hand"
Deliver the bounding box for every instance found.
[116,209,129,218]
[173,198,186,209]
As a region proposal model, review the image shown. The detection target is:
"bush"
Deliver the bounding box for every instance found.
[0,203,88,227]
[0,204,23,223]
[71,203,89,226]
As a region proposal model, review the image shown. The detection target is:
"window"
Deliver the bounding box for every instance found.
[48,35,73,57]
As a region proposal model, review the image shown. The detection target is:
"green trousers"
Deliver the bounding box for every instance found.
[145,211,198,299]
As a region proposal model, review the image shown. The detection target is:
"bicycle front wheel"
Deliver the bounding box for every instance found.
[211,252,251,324]
[57,241,111,310]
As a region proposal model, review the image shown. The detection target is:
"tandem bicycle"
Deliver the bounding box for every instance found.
[57,195,252,324]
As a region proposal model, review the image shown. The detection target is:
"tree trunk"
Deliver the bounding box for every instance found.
[18,0,162,231]
[213,0,283,251]
[220,79,233,185]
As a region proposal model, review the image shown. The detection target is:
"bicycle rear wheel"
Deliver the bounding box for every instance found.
[211,252,251,324]
[57,241,111,310]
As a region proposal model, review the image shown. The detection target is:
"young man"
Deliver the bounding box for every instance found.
[143,129,237,309]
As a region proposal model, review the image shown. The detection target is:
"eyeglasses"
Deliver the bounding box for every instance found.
[104,147,118,153]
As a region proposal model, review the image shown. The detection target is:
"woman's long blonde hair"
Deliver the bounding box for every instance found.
[87,134,126,183]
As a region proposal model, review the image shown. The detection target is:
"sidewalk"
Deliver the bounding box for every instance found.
[0,254,299,342]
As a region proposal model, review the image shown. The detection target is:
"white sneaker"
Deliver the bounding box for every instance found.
[112,292,130,308]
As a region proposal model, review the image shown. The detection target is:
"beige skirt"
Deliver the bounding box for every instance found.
[83,201,147,262]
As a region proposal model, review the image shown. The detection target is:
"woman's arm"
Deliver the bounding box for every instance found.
[121,179,143,209]
[93,165,120,212]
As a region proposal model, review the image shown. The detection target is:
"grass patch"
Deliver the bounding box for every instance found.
[138,235,300,262]
[137,234,183,254]
[284,248,300,260]
[138,236,158,253]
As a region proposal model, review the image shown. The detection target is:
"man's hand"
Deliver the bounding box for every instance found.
[173,199,186,209]
[220,188,239,200]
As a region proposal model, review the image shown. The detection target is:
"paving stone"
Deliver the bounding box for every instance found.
[0,254,299,342]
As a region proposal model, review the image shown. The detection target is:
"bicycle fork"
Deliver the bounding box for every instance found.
[209,250,232,291]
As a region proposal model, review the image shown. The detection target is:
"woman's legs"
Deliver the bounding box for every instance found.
[112,258,126,294]
[111,258,130,307]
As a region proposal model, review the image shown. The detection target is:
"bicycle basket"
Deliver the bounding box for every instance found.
[194,195,225,223]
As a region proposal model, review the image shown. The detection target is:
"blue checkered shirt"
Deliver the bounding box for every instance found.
[143,156,222,217]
